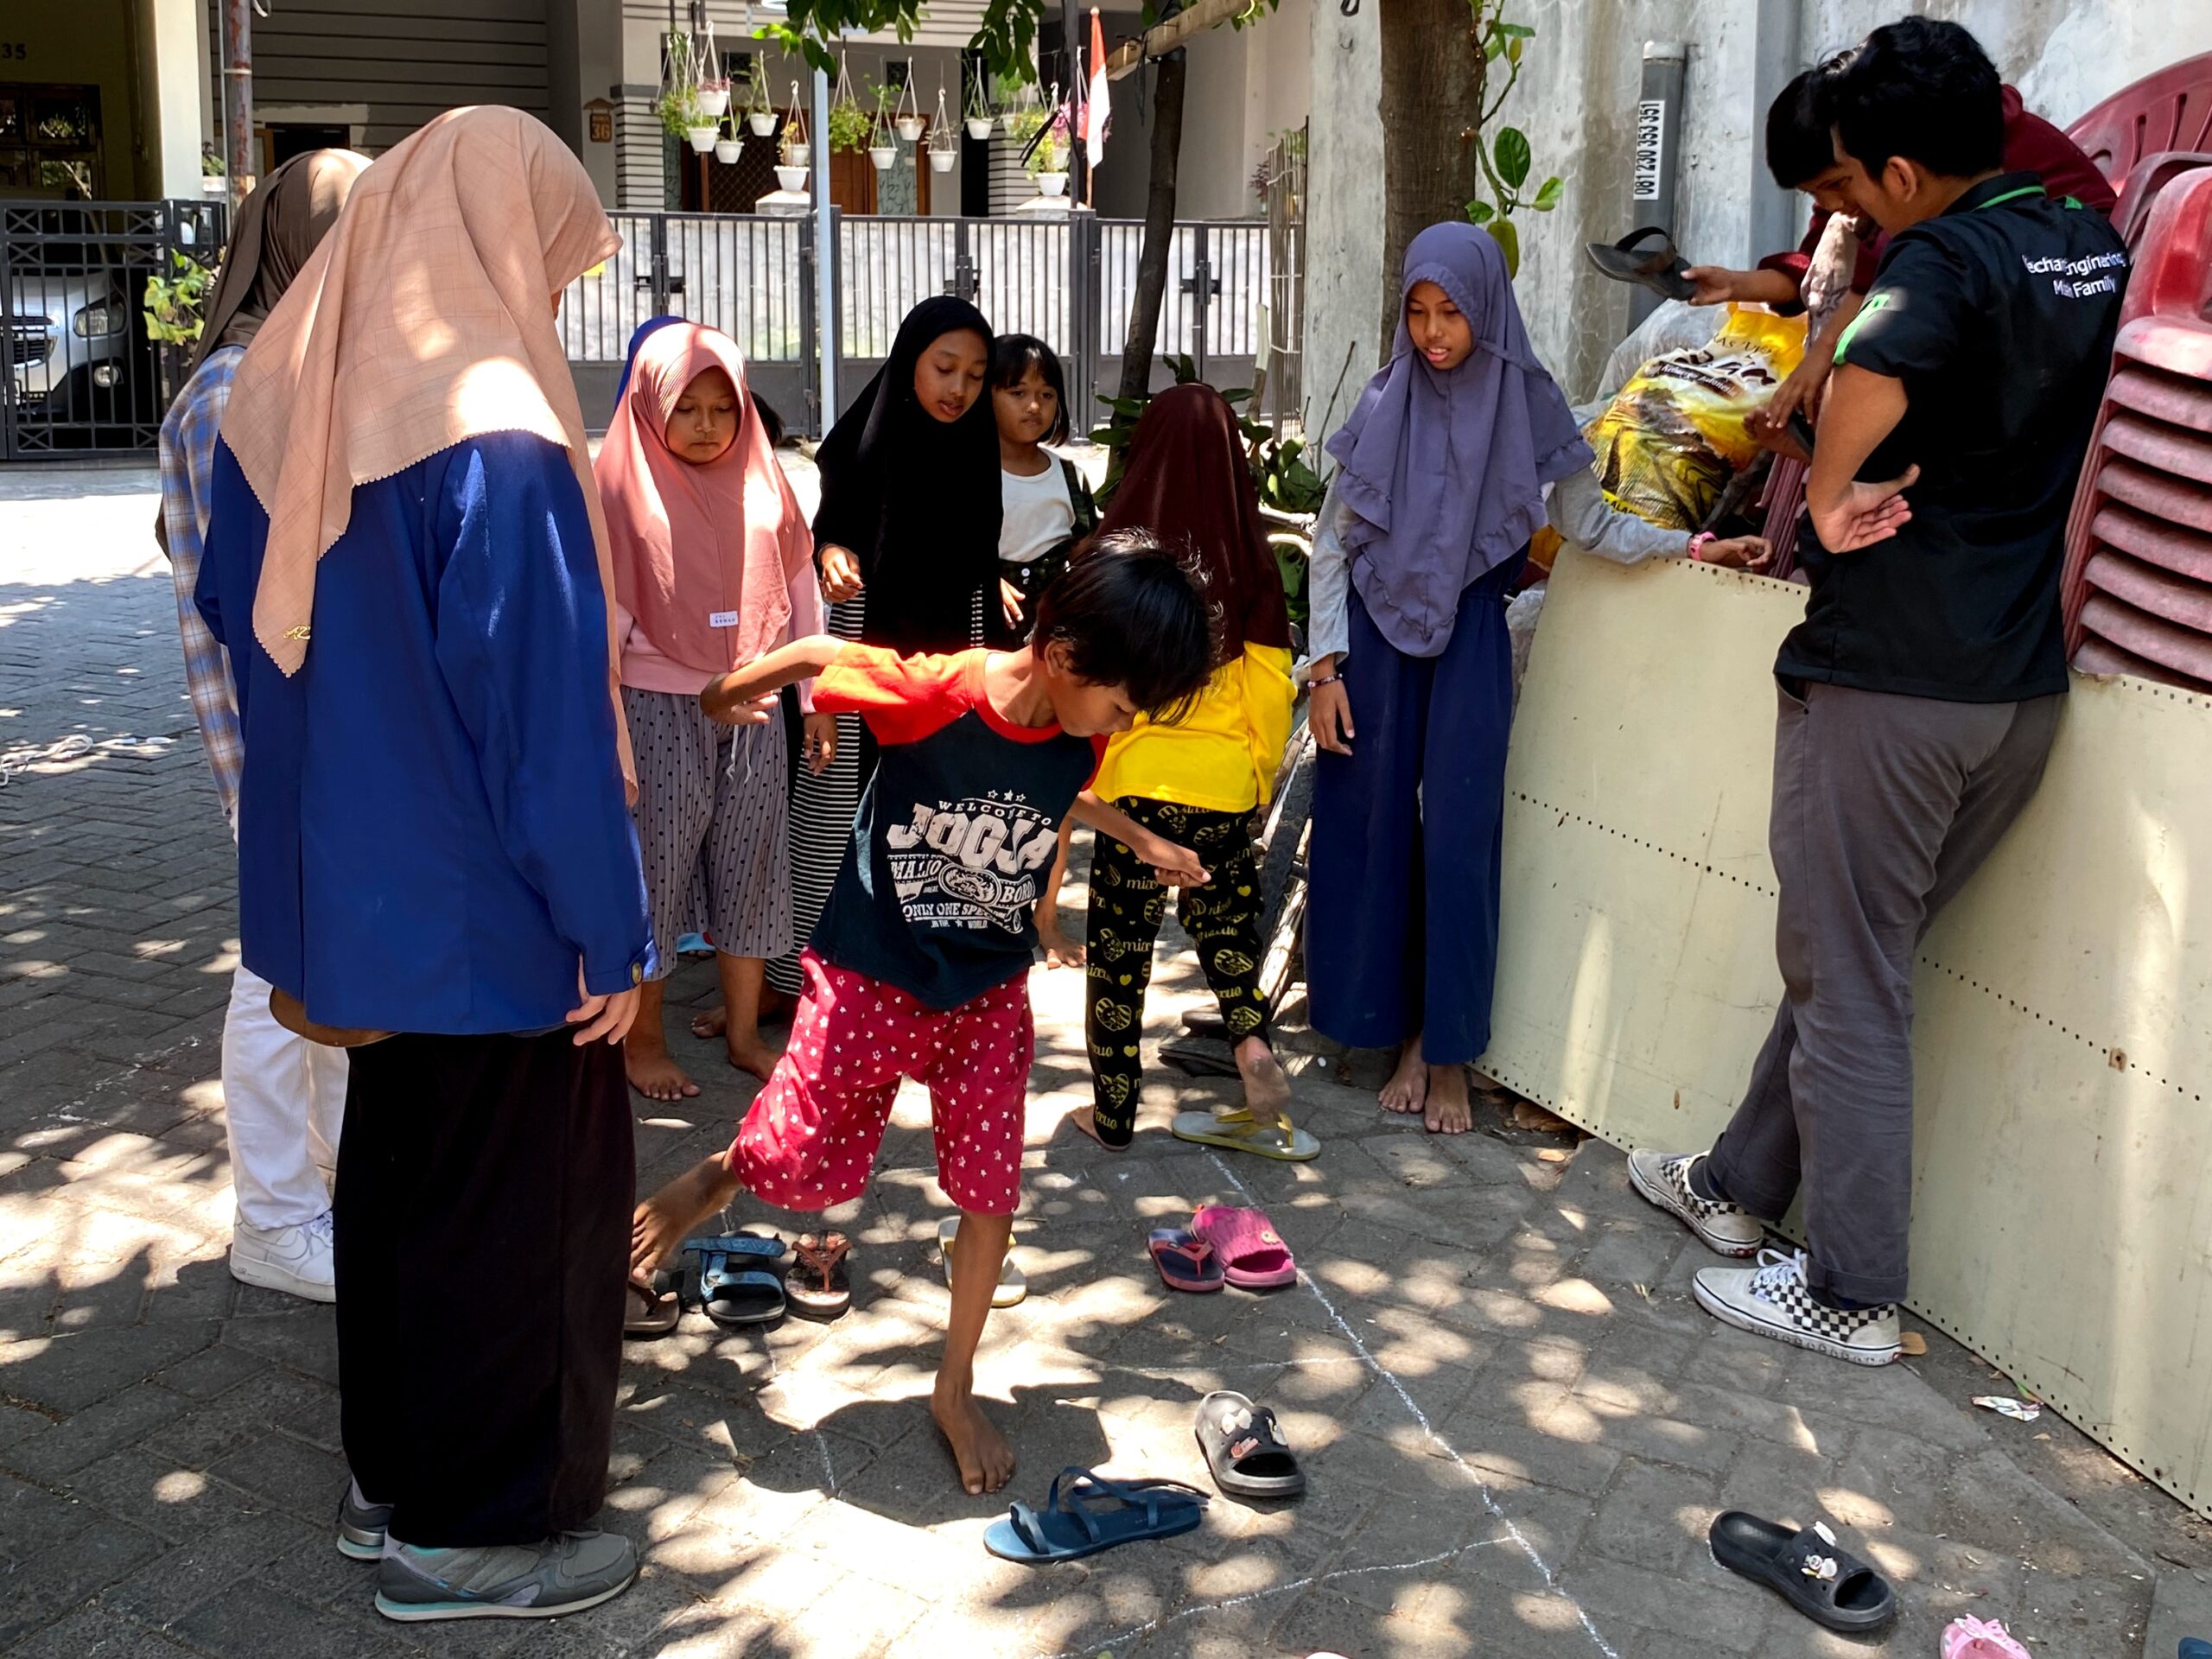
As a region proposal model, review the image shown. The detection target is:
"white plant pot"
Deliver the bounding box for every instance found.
[868,144,896,170]
[1035,170,1068,197]
[747,111,778,136]
[686,125,718,153]
[774,164,810,193]
[895,116,925,142]
[783,143,810,168]
[714,138,741,164]
[928,149,957,174]
[965,116,994,141]
[201,174,228,196]
[696,87,730,118]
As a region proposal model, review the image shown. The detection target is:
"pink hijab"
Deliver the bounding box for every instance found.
[595,322,811,673]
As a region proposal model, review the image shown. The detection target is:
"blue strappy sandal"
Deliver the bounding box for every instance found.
[983,1466,1209,1565]
[683,1233,786,1328]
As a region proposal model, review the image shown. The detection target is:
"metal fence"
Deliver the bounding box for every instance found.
[562,210,1285,437]
[0,199,226,461]
[0,200,1297,455]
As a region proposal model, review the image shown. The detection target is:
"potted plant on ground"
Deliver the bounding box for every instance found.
[1011,102,1069,197]
[745,60,778,136]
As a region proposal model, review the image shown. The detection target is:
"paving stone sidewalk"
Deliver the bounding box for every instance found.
[4,468,2211,1658]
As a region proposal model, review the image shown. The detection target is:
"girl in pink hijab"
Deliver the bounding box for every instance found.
[595,322,826,1100]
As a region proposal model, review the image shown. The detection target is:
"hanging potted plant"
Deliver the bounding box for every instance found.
[1010,100,1068,197]
[867,82,898,172]
[745,59,778,136]
[693,21,729,118]
[893,63,925,142]
[714,118,742,165]
[827,55,873,156]
[963,67,997,141]
[928,86,957,174]
[780,83,810,169]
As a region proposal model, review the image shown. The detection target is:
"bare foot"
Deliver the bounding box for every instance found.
[689,1005,727,1040]
[1379,1035,1427,1115]
[1236,1037,1292,1121]
[631,1154,741,1278]
[626,1033,700,1103]
[1065,1104,1110,1146]
[931,1383,1016,1496]
[1038,924,1086,969]
[1424,1063,1472,1135]
[724,1032,783,1084]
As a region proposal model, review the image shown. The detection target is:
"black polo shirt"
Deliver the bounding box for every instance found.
[1778,173,2126,702]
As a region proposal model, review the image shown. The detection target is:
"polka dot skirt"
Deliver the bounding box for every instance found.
[729,950,1031,1217]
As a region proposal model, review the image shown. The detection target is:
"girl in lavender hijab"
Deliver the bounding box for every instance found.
[1305,222,1592,1134]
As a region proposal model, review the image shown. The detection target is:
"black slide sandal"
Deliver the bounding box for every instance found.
[1585,226,1698,302]
[1194,1390,1306,1499]
[1709,1512,1897,1633]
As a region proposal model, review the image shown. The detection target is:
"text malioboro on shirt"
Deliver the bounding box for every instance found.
[808,645,1102,1009]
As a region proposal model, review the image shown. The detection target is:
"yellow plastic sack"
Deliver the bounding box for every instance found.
[1584,304,1808,533]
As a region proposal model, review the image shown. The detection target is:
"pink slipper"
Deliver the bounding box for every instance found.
[1191,1205,1295,1290]
[1943,1617,2032,1659]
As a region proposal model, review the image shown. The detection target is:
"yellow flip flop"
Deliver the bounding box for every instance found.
[938,1217,1026,1308]
[1170,1105,1321,1162]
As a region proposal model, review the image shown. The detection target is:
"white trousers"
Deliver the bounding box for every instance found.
[222,963,347,1230]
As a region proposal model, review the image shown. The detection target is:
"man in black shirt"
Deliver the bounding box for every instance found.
[1627,17,2126,1365]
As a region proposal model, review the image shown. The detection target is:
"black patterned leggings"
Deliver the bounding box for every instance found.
[1085,798,1268,1147]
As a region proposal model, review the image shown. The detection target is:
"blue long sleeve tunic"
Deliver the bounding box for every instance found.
[198,430,654,1034]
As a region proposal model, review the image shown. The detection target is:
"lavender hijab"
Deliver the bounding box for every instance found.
[1325,222,1592,658]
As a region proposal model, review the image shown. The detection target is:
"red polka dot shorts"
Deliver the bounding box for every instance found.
[728,950,1032,1217]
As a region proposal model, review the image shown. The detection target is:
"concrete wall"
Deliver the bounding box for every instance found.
[1174,0,1311,222]
[1305,0,2212,425]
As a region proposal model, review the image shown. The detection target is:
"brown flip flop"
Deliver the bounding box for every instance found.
[623,1271,681,1338]
[786,1232,853,1322]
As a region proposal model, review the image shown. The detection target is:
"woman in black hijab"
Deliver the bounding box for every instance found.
[768,297,1001,1009]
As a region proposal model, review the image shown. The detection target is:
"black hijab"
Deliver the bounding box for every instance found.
[812,296,1001,654]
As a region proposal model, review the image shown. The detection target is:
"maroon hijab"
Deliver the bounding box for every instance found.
[1097,384,1292,660]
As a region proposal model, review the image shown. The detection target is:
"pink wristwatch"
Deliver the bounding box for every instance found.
[1688,531,1716,562]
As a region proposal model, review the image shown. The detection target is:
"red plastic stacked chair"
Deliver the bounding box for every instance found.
[2058,168,2212,689]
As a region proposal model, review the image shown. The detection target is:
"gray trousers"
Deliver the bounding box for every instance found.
[1706,681,2062,1305]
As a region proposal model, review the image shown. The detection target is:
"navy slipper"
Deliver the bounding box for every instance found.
[983,1466,1208,1565]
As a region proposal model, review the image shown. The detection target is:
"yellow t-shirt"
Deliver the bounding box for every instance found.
[1091,643,1296,815]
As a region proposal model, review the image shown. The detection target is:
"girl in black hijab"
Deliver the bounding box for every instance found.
[770,297,1001,1007]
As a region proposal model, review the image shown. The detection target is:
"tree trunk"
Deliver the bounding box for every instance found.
[1376,0,1487,358]
[1117,48,1188,401]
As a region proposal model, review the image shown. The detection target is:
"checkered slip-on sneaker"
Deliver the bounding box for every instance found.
[1627,1149,1764,1257]
[1694,1249,1902,1366]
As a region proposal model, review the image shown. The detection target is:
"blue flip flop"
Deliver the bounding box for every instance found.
[983,1467,1209,1565]
[683,1233,786,1328]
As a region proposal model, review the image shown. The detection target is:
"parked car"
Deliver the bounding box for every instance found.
[4,266,148,433]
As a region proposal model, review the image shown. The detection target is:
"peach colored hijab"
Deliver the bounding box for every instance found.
[220,105,632,779]
[595,322,811,674]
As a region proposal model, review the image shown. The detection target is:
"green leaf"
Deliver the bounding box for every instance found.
[1495,20,1535,36]
[1217,386,1254,404]
[1483,32,1503,60]
[1464,199,1495,225]
[1531,175,1564,212]
[1485,215,1521,277]
[1494,126,1532,190]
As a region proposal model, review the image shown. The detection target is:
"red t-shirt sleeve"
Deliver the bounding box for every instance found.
[812,645,980,745]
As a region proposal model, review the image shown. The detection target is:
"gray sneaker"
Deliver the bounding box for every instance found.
[336,1479,392,1561]
[373,1530,638,1623]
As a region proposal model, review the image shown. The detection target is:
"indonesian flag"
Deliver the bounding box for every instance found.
[1084,8,1110,168]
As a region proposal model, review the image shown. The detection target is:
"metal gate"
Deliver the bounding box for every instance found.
[0,199,225,461]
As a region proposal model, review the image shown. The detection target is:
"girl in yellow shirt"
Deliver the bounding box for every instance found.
[1072,385,1299,1148]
